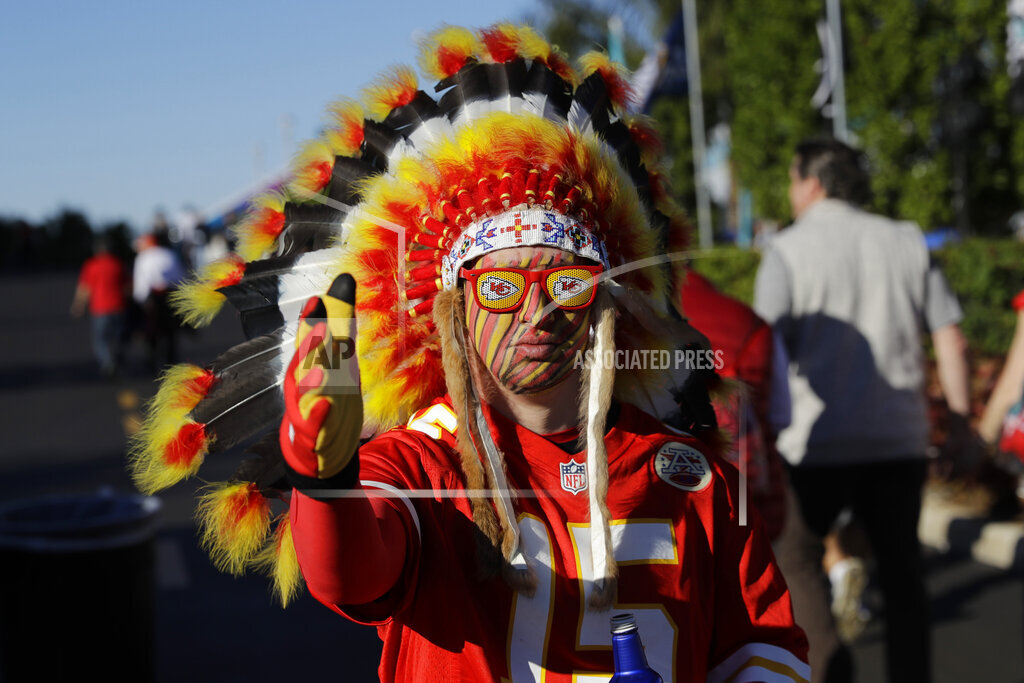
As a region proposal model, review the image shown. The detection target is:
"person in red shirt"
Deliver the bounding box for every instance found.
[130,24,809,682]
[281,252,808,682]
[71,236,127,377]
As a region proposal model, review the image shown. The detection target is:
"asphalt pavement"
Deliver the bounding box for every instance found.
[0,270,1020,682]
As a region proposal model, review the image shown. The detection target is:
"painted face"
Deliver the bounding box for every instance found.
[463,246,594,394]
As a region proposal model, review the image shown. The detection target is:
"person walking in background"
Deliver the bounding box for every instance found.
[71,235,128,377]
[132,230,185,372]
[979,288,1024,496]
[754,138,974,683]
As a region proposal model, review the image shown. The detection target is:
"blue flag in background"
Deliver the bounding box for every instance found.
[634,11,688,113]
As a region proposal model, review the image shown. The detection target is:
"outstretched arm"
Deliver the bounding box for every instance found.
[290,489,410,610]
[979,308,1024,443]
[281,274,413,614]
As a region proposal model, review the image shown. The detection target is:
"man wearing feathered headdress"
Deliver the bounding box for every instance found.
[131,24,808,682]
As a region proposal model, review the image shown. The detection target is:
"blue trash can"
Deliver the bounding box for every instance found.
[0,491,161,682]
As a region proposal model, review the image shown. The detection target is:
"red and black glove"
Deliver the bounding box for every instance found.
[280,274,363,491]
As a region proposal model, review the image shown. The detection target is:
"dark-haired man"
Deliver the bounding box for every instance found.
[754,138,973,683]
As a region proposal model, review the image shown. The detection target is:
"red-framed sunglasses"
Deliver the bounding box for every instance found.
[459,265,604,313]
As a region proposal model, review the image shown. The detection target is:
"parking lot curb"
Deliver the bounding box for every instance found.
[919,487,1024,572]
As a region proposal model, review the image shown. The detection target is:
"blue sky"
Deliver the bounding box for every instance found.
[0,0,555,232]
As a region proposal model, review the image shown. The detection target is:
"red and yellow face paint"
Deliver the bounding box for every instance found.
[462,247,597,394]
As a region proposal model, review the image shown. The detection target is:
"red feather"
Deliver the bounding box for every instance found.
[480,27,519,63]
[183,369,216,399]
[307,161,333,192]
[214,257,246,289]
[255,207,286,239]
[438,47,470,77]
[165,422,207,468]
[229,483,267,526]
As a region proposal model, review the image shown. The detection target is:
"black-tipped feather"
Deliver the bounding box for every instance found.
[201,388,283,454]
[491,59,528,101]
[220,248,342,338]
[360,120,401,172]
[599,120,652,205]
[192,355,286,452]
[523,61,573,120]
[384,90,443,137]
[277,203,346,257]
[208,328,286,376]
[235,434,289,492]
[326,156,375,206]
[569,72,612,133]
[220,259,296,337]
[436,60,493,118]
[477,62,522,113]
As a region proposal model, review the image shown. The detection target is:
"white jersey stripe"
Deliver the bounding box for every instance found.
[706,642,810,683]
[727,666,807,683]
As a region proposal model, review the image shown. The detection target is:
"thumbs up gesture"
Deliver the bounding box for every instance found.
[280,274,364,490]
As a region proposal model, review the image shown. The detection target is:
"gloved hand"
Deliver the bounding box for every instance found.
[280,273,363,490]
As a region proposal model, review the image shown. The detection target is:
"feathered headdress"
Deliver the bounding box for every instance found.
[132,23,694,607]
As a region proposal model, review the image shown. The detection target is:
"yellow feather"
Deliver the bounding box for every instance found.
[196,481,271,576]
[169,255,244,328]
[128,364,213,493]
[512,25,550,61]
[128,417,209,494]
[287,140,335,198]
[577,51,615,78]
[362,65,419,121]
[233,190,288,262]
[324,97,365,156]
[254,516,303,608]
[417,25,480,80]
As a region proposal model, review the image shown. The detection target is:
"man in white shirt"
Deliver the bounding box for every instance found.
[754,138,972,683]
[133,231,185,371]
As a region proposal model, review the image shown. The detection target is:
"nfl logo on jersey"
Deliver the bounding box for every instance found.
[559,459,588,495]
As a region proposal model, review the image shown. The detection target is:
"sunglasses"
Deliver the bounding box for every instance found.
[459,265,603,313]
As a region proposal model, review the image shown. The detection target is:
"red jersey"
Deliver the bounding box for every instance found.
[290,397,808,682]
[78,253,126,315]
[680,269,786,539]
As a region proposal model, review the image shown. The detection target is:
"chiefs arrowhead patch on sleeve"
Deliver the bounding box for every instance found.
[654,441,713,492]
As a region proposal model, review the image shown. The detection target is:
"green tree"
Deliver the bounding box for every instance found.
[724,0,821,222]
[843,0,1018,232]
[725,0,1022,232]
[540,1,1024,234]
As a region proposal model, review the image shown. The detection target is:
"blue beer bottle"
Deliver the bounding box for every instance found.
[609,613,664,682]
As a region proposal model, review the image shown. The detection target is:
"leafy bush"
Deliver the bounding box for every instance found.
[689,238,1024,357]
[687,245,762,305]
[723,0,1022,233]
[933,238,1024,356]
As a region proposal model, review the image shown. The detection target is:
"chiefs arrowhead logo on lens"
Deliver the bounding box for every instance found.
[550,273,590,303]
[481,274,523,301]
